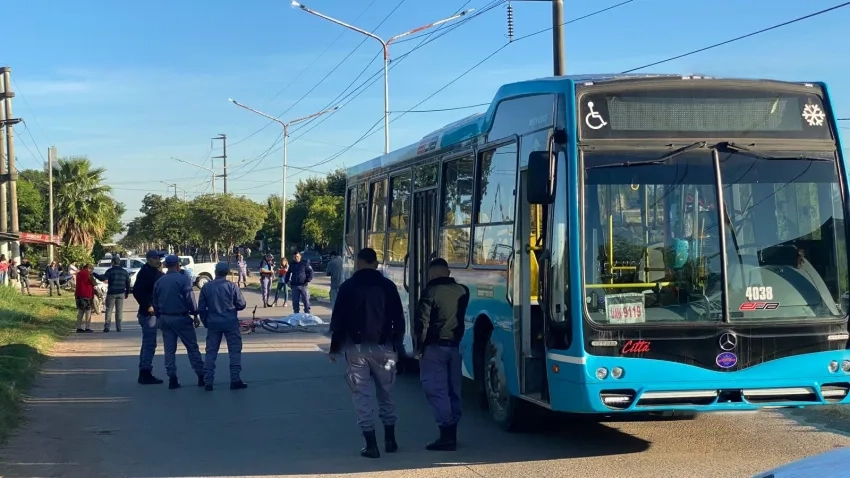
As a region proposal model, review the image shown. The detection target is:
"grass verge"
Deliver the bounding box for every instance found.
[0,287,76,443]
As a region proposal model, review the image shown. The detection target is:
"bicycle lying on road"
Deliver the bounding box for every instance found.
[238,305,329,334]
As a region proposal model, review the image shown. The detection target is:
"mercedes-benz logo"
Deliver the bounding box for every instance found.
[718,333,737,351]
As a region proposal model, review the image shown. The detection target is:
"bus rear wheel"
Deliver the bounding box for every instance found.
[484,337,522,431]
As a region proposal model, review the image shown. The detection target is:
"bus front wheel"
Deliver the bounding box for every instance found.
[484,337,522,432]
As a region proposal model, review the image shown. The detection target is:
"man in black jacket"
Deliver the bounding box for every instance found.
[329,247,405,459]
[285,251,314,313]
[415,257,470,451]
[132,250,166,385]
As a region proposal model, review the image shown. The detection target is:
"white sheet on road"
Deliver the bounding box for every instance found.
[753,447,850,477]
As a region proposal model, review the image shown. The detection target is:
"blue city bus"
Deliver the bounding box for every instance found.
[343,74,850,429]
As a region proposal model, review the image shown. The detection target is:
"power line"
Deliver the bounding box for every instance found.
[232,0,502,180]
[377,2,850,120]
[622,2,850,73]
[394,103,489,113]
[11,79,52,147]
[286,0,637,180]
[229,0,406,148]
[231,0,500,176]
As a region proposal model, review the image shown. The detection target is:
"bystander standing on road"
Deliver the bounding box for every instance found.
[100,256,131,332]
[74,264,97,333]
[236,253,248,288]
[259,254,274,307]
[67,261,79,288]
[285,251,313,314]
[0,254,8,285]
[326,251,343,309]
[414,258,470,451]
[45,261,62,296]
[133,250,165,385]
[8,260,18,290]
[273,258,289,307]
[328,247,405,459]
[153,255,204,390]
[17,258,31,295]
[198,262,248,391]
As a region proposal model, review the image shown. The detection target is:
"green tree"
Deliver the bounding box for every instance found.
[325,168,347,197]
[190,194,265,261]
[53,157,114,249]
[102,199,126,240]
[137,194,197,251]
[302,195,344,249]
[59,244,94,266]
[17,178,45,234]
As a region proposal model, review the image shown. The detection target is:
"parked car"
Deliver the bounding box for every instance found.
[93,257,145,290]
[301,250,323,272]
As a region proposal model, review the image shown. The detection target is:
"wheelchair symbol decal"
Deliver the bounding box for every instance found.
[585,102,608,130]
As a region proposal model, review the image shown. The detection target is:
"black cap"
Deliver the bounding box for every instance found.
[357,248,377,265]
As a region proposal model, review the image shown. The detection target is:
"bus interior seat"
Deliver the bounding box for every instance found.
[637,244,667,283]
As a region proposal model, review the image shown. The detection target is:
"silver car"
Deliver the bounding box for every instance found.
[93,257,145,289]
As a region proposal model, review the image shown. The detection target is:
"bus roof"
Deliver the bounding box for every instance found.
[346,73,824,178]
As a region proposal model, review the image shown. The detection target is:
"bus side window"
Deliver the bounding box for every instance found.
[440,156,474,266]
[368,179,388,263]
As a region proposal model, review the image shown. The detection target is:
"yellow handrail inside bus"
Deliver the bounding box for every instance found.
[586,282,673,289]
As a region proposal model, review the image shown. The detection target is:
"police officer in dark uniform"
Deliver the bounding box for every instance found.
[328,247,405,459]
[414,257,470,451]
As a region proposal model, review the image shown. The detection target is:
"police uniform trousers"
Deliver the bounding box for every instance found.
[203,321,243,384]
[260,277,272,304]
[159,314,204,378]
[419,343,463,427]
[344,343,398,432]
[138,313,158,371]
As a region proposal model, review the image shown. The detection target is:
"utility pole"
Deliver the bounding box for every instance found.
[48,146,56,262]
[511,1,565,76]
[213,134,227,194]
[553,0,565,75]
[4,68,21,262]
[0,71,7,259]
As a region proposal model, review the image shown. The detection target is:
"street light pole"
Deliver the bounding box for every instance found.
[291,1,474,154]
[229,98,338,255]
[171,157,217,193]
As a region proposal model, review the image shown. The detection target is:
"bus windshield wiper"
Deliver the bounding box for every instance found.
[719,142,832,161]
[586,141,707,170]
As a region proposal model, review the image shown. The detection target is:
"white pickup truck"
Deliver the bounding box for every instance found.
[172,256,217,289]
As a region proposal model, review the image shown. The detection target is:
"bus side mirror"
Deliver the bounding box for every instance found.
[527,151,555,205]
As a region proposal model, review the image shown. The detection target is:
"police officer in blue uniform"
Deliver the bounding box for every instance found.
[329,247,405,459]
[153,255,205,389]
[133,250,166,385]
[415,257,470,451]
[198,262,248,391]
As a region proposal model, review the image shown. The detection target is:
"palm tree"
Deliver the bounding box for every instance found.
[53,157,113,249]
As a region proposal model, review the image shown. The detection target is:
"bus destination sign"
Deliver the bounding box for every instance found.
[578,86,834,141]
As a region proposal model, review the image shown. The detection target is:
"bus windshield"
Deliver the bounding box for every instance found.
[582,148,849,325]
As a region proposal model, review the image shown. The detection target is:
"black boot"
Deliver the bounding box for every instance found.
[197,374,205,387]
[384,424,398,453]
[138,370,163,385]
[168,376,181,389]
[360,430,380,458]
[230,380,248,390]
[425,424,457,451]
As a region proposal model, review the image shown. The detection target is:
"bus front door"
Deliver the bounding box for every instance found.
[410,189,438,324]
[516,169,548,402]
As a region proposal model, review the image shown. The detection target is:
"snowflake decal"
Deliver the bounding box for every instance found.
[802,103,826,127]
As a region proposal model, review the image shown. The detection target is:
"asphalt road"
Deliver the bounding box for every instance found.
[1,289,850,477]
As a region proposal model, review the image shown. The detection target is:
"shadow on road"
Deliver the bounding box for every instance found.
[0,330,651,477]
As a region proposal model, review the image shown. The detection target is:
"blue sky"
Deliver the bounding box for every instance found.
[6,0,850,226]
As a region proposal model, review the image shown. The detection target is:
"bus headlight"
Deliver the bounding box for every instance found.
[611,366,625,379]
[596,367,608,380]
[829,360,840,373]
[842,360,850,373]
